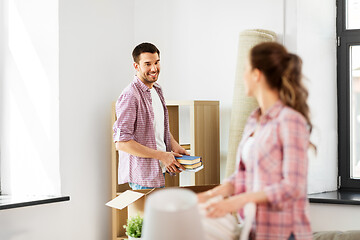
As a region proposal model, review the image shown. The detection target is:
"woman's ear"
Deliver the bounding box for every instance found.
[252,68,261,82]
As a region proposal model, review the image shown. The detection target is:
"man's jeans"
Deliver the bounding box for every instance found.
[128,173,165,190]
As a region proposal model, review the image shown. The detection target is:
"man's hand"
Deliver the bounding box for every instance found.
[159,151,186,173]
[170,133,190,156]
[172,144,190,156]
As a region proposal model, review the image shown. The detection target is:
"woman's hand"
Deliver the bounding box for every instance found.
[205,191,268,218]
[197,190,214,203]
[197,182,235,204]
[206,194,246,218]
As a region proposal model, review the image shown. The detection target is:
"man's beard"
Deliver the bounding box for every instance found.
[141,71,159,83]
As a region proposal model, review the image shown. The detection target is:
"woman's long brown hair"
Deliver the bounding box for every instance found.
[250,42,315,149]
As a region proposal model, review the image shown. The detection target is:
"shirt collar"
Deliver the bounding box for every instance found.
[250,100,284,121]
[133,75,161,92]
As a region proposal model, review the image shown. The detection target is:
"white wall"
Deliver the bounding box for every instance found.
[310,203,360,231]
[58,0,134,239]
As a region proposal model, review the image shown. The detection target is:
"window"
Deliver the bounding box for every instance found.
[0,0,61,197]
[0,0,4,196]
[337,0,360,190]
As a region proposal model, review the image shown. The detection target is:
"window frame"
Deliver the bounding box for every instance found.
[337,0,360,190]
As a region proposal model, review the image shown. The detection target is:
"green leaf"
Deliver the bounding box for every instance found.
[124,215,143,238]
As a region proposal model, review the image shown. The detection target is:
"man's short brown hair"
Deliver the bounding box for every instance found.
[132,42,160,63]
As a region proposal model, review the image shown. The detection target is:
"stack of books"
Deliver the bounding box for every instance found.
[175,155,203,172]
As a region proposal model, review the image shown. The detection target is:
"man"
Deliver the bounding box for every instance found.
[113,42,188,190]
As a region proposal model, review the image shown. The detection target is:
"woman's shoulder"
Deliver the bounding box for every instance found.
[278,105,307,126]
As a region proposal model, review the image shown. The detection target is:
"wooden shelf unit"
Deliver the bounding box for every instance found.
[166,100,220,186]
[110,100,220,240]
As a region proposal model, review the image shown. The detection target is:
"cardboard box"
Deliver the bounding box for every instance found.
[107,184,218,218]
[106,188,157,219]
[106,185,218,239]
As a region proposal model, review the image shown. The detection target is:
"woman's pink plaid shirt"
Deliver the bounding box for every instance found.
[227,101,312,240]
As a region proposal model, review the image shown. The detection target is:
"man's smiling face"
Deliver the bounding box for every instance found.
[134,52,160,87]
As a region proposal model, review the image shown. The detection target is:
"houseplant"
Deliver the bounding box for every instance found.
[123,215,143,240]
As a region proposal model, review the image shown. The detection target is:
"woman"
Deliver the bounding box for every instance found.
[198,42,313,240]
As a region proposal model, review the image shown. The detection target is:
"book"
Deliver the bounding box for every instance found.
[182,161,202,169]
[175,155,202,165]
[180,143,191,150]
[180,165,204,173]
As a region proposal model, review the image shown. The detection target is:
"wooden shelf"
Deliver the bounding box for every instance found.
[117,236,127,240]
[166,100,220,185]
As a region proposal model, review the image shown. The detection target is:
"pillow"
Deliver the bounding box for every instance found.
[313,231,360,240]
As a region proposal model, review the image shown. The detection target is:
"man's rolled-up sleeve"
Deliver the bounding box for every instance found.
[113,93,137,142]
